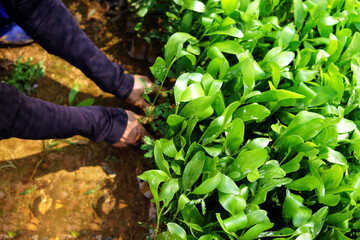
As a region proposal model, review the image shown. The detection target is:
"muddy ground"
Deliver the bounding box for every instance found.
[0,1,155,239]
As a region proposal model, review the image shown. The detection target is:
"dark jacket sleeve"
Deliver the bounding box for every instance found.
[0,83,127,143]
[1,0,134,99]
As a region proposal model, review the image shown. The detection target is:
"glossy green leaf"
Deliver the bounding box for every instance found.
[192,172,221,195]
[336,118,356,133]
[178,50,196,65]
[281,152,304,173]
[174,73,190,105]
[77,98,95,107]
[207,58,228,79]
[182,151,205,191]
[154,140,171,177]
[293,206,312,227]
[259,160,286,179]
[180,96,214,119]
[165,33,197,66]
[246,138,270,150]
[201,116,225,145]
[219,192,246,215]
[282,190,312,228]
[68,84,79,106]
[181,10,193,32]
[261,47,282,65]
[271,62,280,88]
[287,111,324,131]
[308,87,337,107]
[259,228,294,237]
[226,118,244,153]
[203,145,223,157]
[326,210,354,225]
[217,173,239,195]
[294,0,306,28]
[167,115,186,133]
[295,70,318,86]
[247,89,304,103]
[233,103,270,122]
[184,0,206,12]
[212,40,244,56]
[242,58,255,95]
[216,213,238,238]
[341,32,360,61]
[202,16,214,29]
[245,210,268,228]
[247,168,260,182]
[276,23,295,49]
[295,233,312,240]
[286,175,321,191]
[167,222,187,240]
[221,0,240,15]
[277,118,324,147]
[207,26,244,38]
[273,51,295,69]
[138,170,170,210]
[177,194,190,213]
[321,165,343,190]
[241,222,274,240]
[159,138,178,158]
[319,147,347,165]
[181,202,204,226]
[308,206,328,237]
[279,135,304,150]
[150,57,167,80]
[321,194,340,206]
[223,211,248,232]
[180,82,205,102]
[207,46,224,60]
[227,149,268,181]
[159,179,180,206]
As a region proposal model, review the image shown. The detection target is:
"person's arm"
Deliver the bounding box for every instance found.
[1,0,133,100]
[0,83,127,143]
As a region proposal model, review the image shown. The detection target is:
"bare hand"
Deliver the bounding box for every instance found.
[113,110,150,147]
[126,74,154,112]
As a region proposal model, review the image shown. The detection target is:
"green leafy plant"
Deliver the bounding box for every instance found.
[141,135,156,159]
[4,54,44,95]
[139,0,360,239]
[138,75,175,135]
[68,83,95,107]
[129,0,208,50]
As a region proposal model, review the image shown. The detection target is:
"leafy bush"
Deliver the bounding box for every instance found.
[139,0,360,239]
[128,0,179,45]
[4,54,44,95]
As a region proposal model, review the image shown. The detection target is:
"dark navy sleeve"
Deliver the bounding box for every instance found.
[1,0,134,100]
[0,83,127,143]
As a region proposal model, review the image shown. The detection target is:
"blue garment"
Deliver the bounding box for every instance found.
[0,2,32,44]
[0,2,9,19]
[0,21,33,44]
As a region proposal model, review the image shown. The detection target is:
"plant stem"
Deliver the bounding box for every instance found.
[155,204,166,236]
[149,59,176,116]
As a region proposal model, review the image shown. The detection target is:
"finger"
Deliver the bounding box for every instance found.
[113,140,127,148]
[126,110,144,120]
[138,99,151,112]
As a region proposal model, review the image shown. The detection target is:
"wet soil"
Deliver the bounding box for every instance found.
[0,1,154,239]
